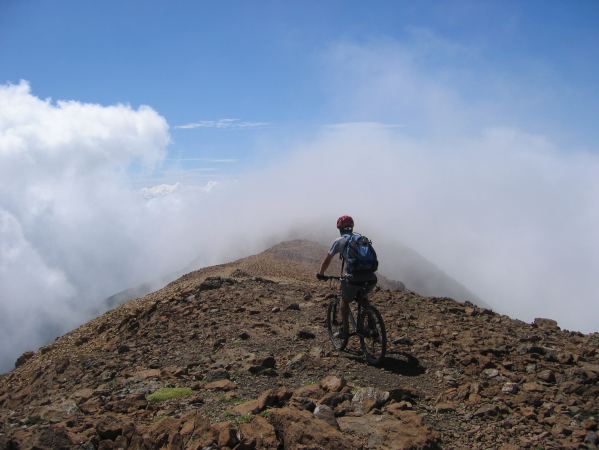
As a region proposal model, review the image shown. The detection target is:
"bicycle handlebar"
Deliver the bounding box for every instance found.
[316,273,343,281]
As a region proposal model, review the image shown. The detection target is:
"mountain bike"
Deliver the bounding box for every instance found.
[319,275,387,365]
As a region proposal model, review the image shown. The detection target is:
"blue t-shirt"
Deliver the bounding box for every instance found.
[328,233,351,257]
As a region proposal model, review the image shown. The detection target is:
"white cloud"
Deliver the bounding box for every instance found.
[202,180,218,192]
[175,118,269,129]
[140,183,181,199]
[324,122,406,130]
[0,81,177,370]
[166,158,238,163]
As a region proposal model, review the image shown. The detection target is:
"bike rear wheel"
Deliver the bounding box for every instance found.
[358,305,387,365]
[326,297,348,351]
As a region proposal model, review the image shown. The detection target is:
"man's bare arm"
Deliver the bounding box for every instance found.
[318,253,333,275]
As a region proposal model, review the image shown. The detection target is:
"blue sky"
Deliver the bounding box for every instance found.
[2,0,598,184]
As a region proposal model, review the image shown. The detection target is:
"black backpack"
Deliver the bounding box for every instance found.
[342,233,378,275]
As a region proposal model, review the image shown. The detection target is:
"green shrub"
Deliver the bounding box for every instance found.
[239,413,253,423]
[222,411,254,425]
[147,387,193,402]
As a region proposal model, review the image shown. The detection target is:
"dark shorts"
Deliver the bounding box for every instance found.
[341,274,377,301]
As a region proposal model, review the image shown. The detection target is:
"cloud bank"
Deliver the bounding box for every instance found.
[0,81,178,370]
[2,35,598,371]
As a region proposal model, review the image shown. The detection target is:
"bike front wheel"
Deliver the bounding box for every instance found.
[326,297,348,351]
[358,305,387,365]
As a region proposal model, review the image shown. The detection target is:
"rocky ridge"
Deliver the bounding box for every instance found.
[0,240,598,449]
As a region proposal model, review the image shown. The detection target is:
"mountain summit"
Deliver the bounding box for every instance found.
[1,240,598,449]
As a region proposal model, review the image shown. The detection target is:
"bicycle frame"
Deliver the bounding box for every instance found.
[323,275,369,337]
[322,273,387,365]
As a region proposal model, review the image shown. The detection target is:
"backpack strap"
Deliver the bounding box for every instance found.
[340,232,356,275]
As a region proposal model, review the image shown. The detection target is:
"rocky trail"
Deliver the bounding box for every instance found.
[1,240,598,449]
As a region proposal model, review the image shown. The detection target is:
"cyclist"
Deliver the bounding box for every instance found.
[317,215,377,339]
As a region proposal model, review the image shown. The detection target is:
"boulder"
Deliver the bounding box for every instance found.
[204,368,230,382]
[212,421,238,448]
[38,399,81,423]
[352,387,390,415]
[205,379,236,391]
[233,399,262,416]
[292,383,324,401]
[537,369,556,383]
[238,331,251,340]
[238,415,278,449]
[233,387,292,415]
[269,407,357,449]
[133,368,161,379]
[297,329,316,339]
[319,391,351,408]
[338,411,438,450]
[501,382,519,394]
[313,404,338,429]
[522,382,545,392]
[533,318,560,330]
[473,403,499,417]
[198,276,235,291]
[320,375,346,393]
[286,352,307,369]
[256,387,293,410]
[483,368,499,378]
[15,351,35,368]
[248,355,277,376]
[96,415,134,441]
[149,412,215,449]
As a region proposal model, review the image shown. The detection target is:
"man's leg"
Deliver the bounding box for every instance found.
[340,297,350,336]
[339,280,358,337]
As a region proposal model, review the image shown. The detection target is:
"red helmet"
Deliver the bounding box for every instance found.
[336,215,354,230]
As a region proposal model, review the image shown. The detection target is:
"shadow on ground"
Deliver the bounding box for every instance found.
[381,351,426,376]
[341,349,425,376]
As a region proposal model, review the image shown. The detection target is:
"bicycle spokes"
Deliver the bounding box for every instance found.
[326,298,348,351]
[359,307,387,365]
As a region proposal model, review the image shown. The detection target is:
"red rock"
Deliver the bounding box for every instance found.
[320,375,346,392]
[233,399,261,415]
[313,404,338,429]
[537,370,556,383]
[269,407,357,449]
[351,387,390,415]
[292,383,324,400]
[238,415,278,449]
[338,411,438,450]
[204,379,236,391]
[583,417,598,431]
[385,402,413,415]
[473,403,500,418]
[533,318,559,329]
[15,351,35,368]
[71,388,94,402]
[435,402,456,413]
[133,368,161,379]
[96,416,134,441]
[522,382,545,392]
[212,421,238,448]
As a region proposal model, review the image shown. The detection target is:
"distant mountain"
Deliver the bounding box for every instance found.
[98,237,487,312]
[373,238,488,306]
